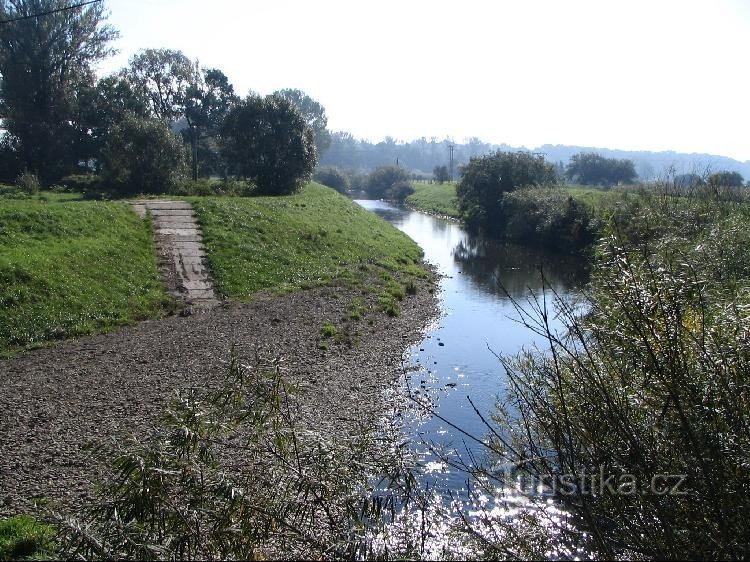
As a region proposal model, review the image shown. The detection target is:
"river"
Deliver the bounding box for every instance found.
[356,199,589,500]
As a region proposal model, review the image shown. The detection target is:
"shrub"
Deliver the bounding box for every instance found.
[58,352,410,559]
[501,186,598,251]
[102,115,186,195]
[16,171,40,195]
[384,180,415,202]
[172,178,255,197]
[320,321,337,338]
[365,165,410,199]
[313,166,350,194]
[59,174,102,192]
[456,151,556,234]
[480,208,750,559]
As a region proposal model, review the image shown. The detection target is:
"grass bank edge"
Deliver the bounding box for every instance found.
[191,183,432,314]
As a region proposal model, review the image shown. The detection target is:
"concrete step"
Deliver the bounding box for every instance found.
[155,234,203,243]
[149,209,195,217]
[138,201,193,210]
[155,228,202,236]
[131,200,219,311]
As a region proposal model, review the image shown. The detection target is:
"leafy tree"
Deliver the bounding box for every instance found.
[126,48,196,122]
[708,170,744,188]
[384,180,414,202]
[220,94,316,195]
[183,67,236,180]
[102,115,186,195]
[313,166,349,194]
[76,73,151,168]
[456,151,556,233]
[0,0,118,181]
[565,152,637,186]
[433,165,450,183]
[272,88,331,156]
[365,165,410,199]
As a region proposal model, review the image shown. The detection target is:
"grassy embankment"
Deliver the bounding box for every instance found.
[406,181,460,218]
[0,183,427,354]
[0,191,169,356]
[191,182,427,314]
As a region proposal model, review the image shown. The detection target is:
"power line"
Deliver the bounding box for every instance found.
[0,0,101,25]
[448,143,455,181]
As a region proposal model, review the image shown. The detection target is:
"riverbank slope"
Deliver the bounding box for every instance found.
[0,183,428,355]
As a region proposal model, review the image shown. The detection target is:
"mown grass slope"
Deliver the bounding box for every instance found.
[192,183,427,303]
[0,193,169,354]
[406,181,460,218]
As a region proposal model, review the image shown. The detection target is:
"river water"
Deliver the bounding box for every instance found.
[355,200,589,499]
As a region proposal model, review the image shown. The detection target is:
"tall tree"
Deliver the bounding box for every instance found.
[76,73,151,167]
[707,170,744,188]
[183,67,236,180]
[433,165,450,183]
[220,94,316,195]
[126,48,195,122]
[0,0,118,181]
[272,88,331,156]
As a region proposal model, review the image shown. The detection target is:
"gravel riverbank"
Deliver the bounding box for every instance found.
[0,278,439,518]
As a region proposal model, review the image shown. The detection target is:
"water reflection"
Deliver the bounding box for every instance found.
[355,199,588,495]
[452,237,589,299]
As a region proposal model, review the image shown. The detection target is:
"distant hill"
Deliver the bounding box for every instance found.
[320,133,750,182]
[534,144,750,182]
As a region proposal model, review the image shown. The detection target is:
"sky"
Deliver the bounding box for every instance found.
[98,0,750,162]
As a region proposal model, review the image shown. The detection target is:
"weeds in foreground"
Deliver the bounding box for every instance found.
[55,350,425,560]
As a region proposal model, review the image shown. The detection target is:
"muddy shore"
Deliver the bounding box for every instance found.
[0,278,439,518]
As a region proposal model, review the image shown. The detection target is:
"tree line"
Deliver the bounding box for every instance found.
[0,0,326,195]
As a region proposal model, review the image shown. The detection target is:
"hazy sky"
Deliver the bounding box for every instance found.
[99,0,750,161]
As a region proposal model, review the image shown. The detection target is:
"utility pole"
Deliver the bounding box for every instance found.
[448,143,455,181]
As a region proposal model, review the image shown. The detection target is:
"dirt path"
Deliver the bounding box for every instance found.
[0,282,438,518]
[132,200,219,311]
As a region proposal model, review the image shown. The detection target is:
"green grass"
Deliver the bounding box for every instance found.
[0,516,57,561]
[0,192,170,354]
[320,320,337,338]
[0,183,428,353]
[191,183,427,300]
[563,184,619,209]
[406,182,460,218]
